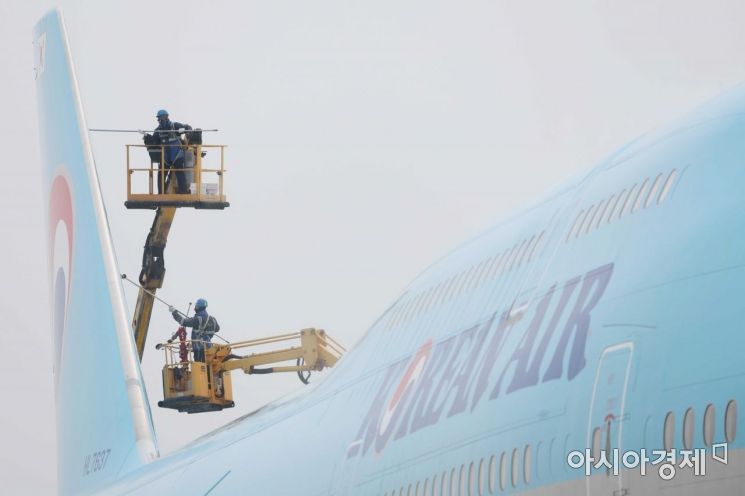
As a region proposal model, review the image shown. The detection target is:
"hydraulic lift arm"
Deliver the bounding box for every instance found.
[132,204,176,359]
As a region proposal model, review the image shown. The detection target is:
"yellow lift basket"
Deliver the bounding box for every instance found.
[125,143,229,209]
[158,329,345,414]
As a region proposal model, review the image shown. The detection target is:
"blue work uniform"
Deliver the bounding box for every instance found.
[154,119,192,193]
[171,309,220,362]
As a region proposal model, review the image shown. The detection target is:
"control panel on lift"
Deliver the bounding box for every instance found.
[157,329,345,414]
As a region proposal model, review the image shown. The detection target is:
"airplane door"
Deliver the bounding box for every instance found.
[586,342,633,496]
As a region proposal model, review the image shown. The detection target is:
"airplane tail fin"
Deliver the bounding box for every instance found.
[33,10,158,495]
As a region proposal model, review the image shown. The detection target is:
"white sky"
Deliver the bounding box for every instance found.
[4,1,745,493]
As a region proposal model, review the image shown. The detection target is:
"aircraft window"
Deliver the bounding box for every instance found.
[458,267,476,296]
[523,445,532,484]
[419,288,433,314]
[443,276,459,304]
[394,300,411,328]
[703,403,715,446]
[468,462,475,495]
[461,266,477,295]
[632,178,650,213]
[591,426,601,460]
[683,407,695,449]
[401,297,418,325]
[499,452,507,491]
[432,281,448,309]
[422,479,428,496]
[399,487,405,496]
[408,483,413,496]
[511,448,519,487]
[487,252,503,280]
[477,458,485,496]
[587,199,606,234]
[603,194,617,226]
[488,454,496,494]
[528,231,543,261]
[416,480,422,496]
[514,239,529,268]
[726,399,738,443]
[521,236,536,266]
[645,173,663,208]
[594,199,610,231]
[441,470,448,496]
[450,467,458,496]
[534,442,542,481]
[460,464,467,495]
[505,244,519,271]
[664,411,675,451]
[471,259,489,290]
[474,258,491,290]
[621,184,638,217]
[496,250,510,276]
[448,272,466,300]
[548,438,556,476]
[612,188,628,221]
[658,168,678,204]
[578,204,596,238]
[567,209,586,241]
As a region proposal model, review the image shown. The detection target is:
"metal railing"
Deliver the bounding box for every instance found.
[125,144,227,203]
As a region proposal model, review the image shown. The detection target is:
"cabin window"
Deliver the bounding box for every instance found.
[408,483,413,496]
[505,245,519,272]
[567,209,586,241]
[523,444,532,484]
[612,189,627,221]
[515,239,530,267]
[664,411,675,451]
[578,204,596,238]
[726,399,738,443]
[422,479,428,496]
[529,231,545,261]
[603,194,617,226]
[592,427,601,460]
[658,169,678,204]
[441,470,448,496]
[703,404,715,446]
[632,178,649,213]
[511,448,519,487]
[431,475,438,496]
[645,173,663,208]
[587,200,606,234]
[594,198,610,230]
[450,467,458,496]
[683,407,695,449]
[458,464,468,496]
[499,452,507,491]
[477,458,485,496]
[621,184,638,218]
[488,455,497,494]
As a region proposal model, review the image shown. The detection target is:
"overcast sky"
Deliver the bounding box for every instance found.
[5,1,745,493]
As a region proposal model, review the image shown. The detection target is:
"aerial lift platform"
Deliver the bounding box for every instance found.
[124,137,345,413]
[156,328,345,413]
[125,140,229,359]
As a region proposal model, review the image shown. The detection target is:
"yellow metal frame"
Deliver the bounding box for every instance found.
[126,144,228,205]
[157,329,345,413]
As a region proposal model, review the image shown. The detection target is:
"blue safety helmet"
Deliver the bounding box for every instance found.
[195,298,208,311]
[156,109,169,118]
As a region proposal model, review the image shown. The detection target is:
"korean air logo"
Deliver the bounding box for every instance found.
[48,173,73,382]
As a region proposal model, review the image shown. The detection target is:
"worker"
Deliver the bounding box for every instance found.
[147,109,192,194]
[169,298,220,362]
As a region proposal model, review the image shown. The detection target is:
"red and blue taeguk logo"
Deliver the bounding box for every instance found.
[48,173,73,381]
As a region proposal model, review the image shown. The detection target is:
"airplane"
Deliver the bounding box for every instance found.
[35,7,745,496]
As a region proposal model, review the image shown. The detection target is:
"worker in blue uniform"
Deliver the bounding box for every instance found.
[147,109,192,194]
[169,298,220,362]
